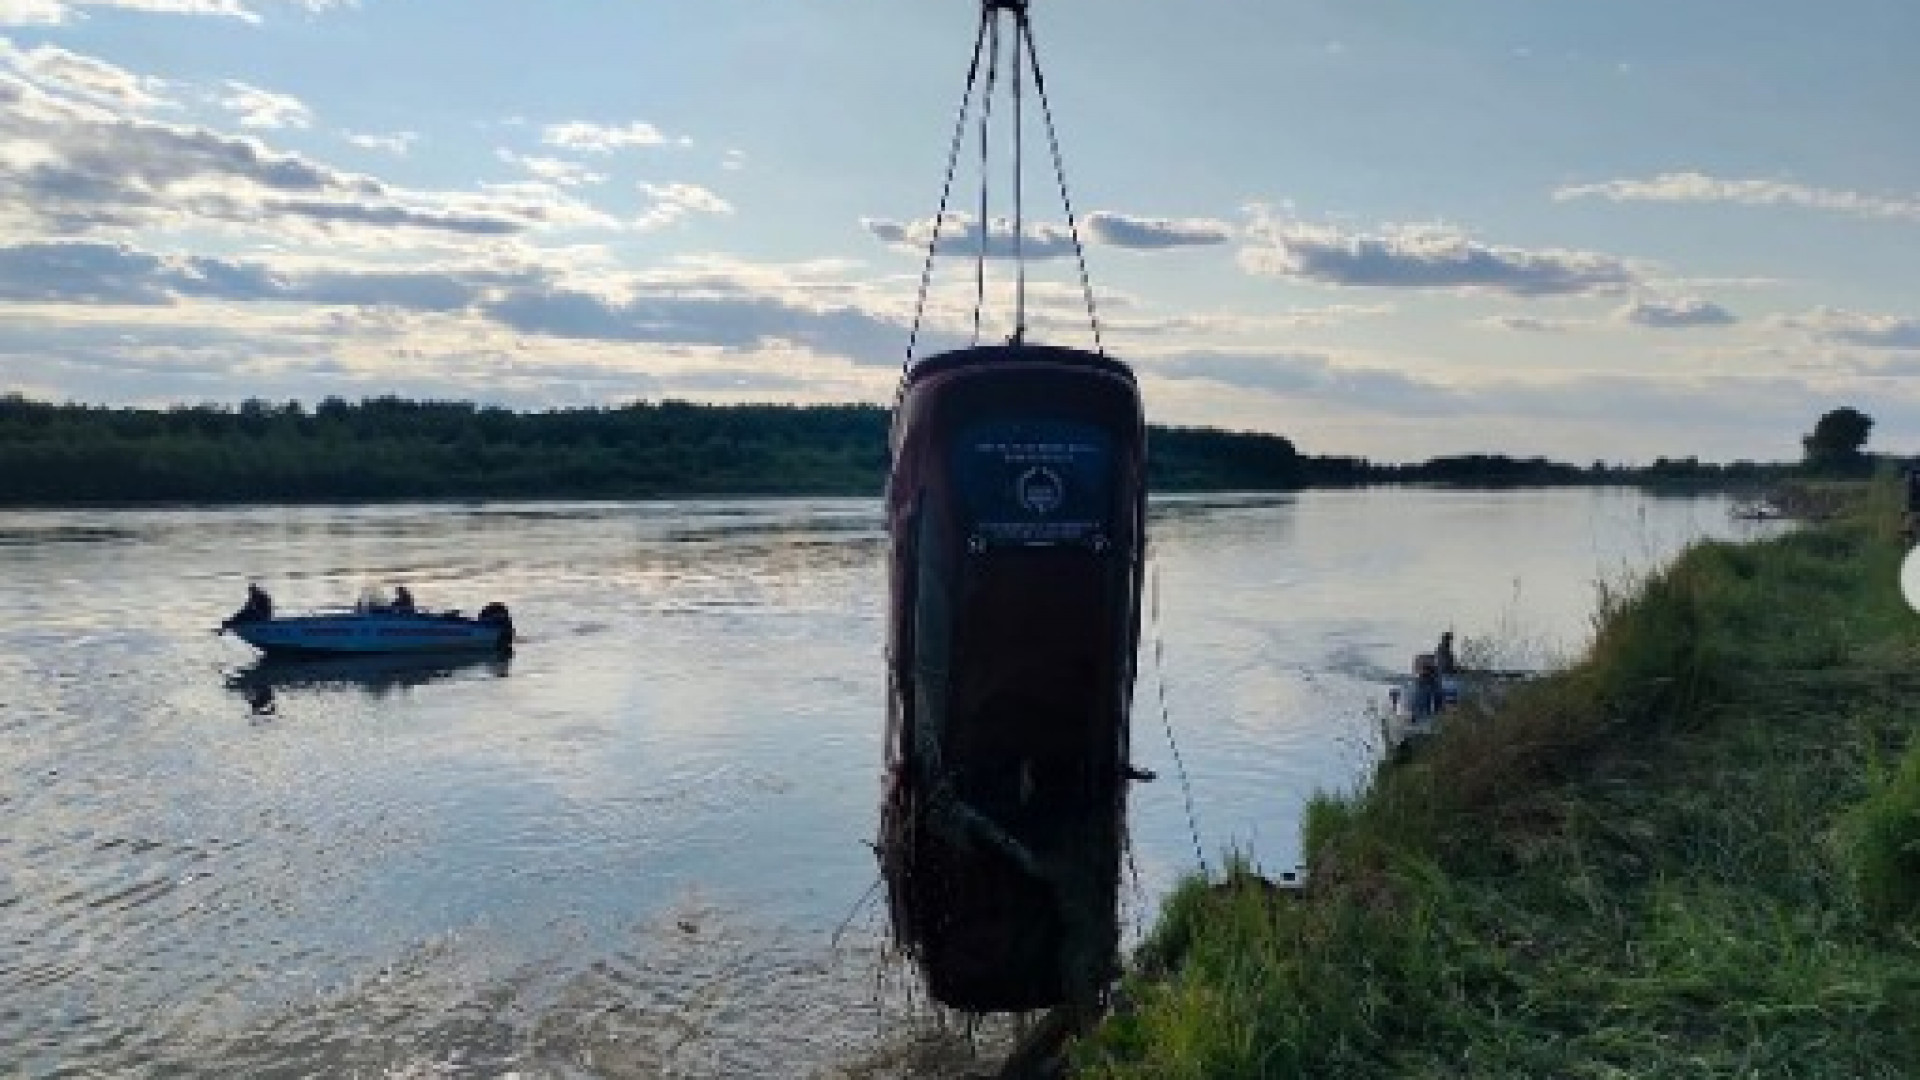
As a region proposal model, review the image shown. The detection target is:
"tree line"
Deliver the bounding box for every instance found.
[0,393,1865,506]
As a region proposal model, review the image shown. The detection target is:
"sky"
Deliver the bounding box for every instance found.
[1,0,1916,464]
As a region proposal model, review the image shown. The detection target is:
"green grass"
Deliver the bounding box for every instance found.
[1840,733,1920,926]
[1076,481,1920,1078]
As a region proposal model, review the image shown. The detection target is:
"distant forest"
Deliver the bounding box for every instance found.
[0,394,1792,506]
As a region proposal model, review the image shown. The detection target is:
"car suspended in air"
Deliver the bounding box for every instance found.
[877,0,1149,1016]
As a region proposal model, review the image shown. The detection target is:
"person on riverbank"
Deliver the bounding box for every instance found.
[1412,652,1444,718]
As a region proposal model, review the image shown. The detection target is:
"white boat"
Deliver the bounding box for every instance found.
[1729,501,1785,522]
[1382,667,1531,761]
[1388,672,1467,719]
[221,602,514,657]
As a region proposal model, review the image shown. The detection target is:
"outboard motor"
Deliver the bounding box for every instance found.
[477,602,515,651]
[880,344,1147,1013]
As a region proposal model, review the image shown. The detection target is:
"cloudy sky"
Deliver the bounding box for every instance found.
[1,0,1916,462]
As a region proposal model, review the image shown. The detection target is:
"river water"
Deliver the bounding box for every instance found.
[0,488,1769,1078]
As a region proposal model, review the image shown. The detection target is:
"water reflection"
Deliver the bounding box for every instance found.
[224,652,513,714]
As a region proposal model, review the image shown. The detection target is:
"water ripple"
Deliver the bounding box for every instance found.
[0,491,1756,1077]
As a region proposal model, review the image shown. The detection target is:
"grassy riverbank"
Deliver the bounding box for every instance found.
[1077,481,1920,1078]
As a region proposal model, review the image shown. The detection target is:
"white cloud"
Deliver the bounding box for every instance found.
[1555,171,1920,223]
[1239,209,1637,296]
[1137,344,1912,458]
[0,239,940,368]
[498,148,604,187]
[8,240,1914,462]
[479,284,913,364]
[863,212,1085,260]
[636,182,732,230]
[1153,303,1393,335]
[1771,306,1920,349]
[0,298,893,410]
[542,120,669,153]
[2,0,350,24]
[218,79,310,128]
[1849,355,1920,378]
[0,40,171,110]
[1061,303,1391,343]
[1616,295,1736,329]
[343,129,416,155]
[1084,211,1234,250]
[4,0,251,21]
[866,210,1233,257]
[0,71,615,241]
[1144,347,1463,417]
[0,1,67,23]
[1039,305,1387,341]
[1473,314,1585,333]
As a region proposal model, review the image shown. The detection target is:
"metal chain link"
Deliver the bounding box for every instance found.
[902,1,1106,372]
[903,10,992,374]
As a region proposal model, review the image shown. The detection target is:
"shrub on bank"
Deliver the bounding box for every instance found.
[1841,739,1920,926]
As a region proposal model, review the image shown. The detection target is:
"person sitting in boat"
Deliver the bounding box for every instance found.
[1435,630,1458,676]
[391,585,416,615]
[1412,652,1444,718]
[229,583,272,625]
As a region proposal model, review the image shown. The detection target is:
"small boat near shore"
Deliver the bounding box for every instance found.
[1382,666,1532,761]
[220,601,514,657]
[1729,500,1787,522]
